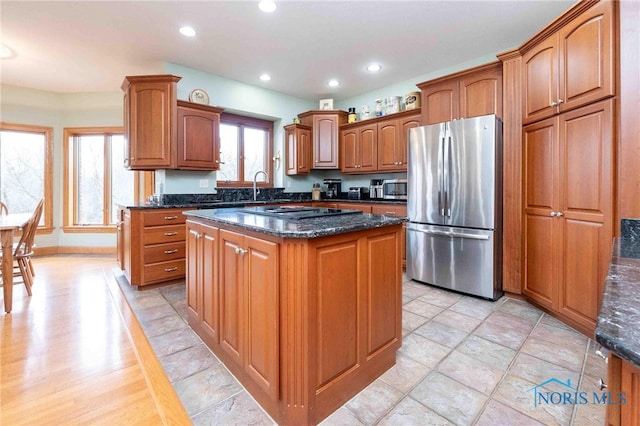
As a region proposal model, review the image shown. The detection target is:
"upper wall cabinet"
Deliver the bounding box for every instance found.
[122,75,180,170]
[417,62,503,125]
[522,0,614,124]
[284,123,312,175]
[122,74,224,171]
[177,101,224,170]
[298,110,348,169]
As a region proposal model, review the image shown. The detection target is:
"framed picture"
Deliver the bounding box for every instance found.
[319,98,333,110]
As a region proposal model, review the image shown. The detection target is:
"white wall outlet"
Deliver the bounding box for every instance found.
[199,179,209,188]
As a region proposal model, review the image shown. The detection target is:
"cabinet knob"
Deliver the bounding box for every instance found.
[235,247,248,255]
[550,211,556,217]
[550,101,557,107]
[557,99,564,104]
[556,212,563,217]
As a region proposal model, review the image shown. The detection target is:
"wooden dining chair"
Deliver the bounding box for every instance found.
[0,199,44,295]
[0,201,8,215]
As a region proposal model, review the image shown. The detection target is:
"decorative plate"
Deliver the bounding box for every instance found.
[189,89,210,105]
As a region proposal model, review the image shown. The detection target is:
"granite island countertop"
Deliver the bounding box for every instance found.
[183,207,406,239]
[595,233,640,368]
[120,198,407,211]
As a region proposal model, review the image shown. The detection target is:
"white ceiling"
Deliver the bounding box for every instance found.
[1,0,576,101]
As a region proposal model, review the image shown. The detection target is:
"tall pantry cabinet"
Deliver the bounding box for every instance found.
[517,0,616,335]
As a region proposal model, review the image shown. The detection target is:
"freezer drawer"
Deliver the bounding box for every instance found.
[406,223,502,300]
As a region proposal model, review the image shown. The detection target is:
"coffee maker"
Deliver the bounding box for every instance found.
[323,178,342,199]
[369,179,384,199]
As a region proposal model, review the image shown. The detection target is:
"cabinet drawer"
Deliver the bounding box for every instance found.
[144,225,186,245]
[144,259,185,284]
[371,205,407,217]
[143,209,188,227]
[144,242,185,264]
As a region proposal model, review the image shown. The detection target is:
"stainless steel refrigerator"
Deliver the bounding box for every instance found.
[406,114,503,300]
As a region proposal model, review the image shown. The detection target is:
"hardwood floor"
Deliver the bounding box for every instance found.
[0,254,189,425]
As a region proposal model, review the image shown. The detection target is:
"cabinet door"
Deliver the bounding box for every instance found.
[557,100,613,330]
[371,205,407,267]
[297,126,311,174]
[359,124,378,172]
[219,229,244,366]
[244,235,279,401]
[200,224,219,345]
[399,115,421,169]
[341,128,359,172]
[621,359,640,426]
[126,80,176,169]
[558,0,614,114]
[186,223,201,325]
[459,65,503,120]
[421,80,458,125]
[522,117,561,309]
[313,115,340,169]
[523,35,559,124]
[177,105,220,170]
[285,126,298,175]
[377,119,400,171]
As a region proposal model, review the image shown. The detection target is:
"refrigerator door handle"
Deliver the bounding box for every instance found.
[437,128,445,216]
[408,227,491,241]
[444,125,452,217]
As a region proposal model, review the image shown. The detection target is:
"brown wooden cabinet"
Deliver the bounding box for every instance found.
[284,123,312,175]
[219,228,279,402]
[607,354,640,426]
[186,220,219,348]
[522,100,613,335]
[341,122,377,173]
[339,110,420,174]
[122,207,192,286]
[176,101,223,170]
[185,217,402,425]
[377,112,421,172]
[121,75,180,170]
[417,62,502,125]
[298,110,348,169]
[522,0,614,124]
[122,74,224,170]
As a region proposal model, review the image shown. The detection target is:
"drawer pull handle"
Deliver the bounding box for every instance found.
[164,267,178,272]
[164,232,178,236]
[164,216,179,220]
[164,249,178,254]
[385,211,396,215]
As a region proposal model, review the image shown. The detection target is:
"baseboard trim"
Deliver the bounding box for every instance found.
[35,246,116,256]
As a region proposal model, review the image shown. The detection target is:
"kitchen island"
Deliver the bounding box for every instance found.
[183,207,405,425]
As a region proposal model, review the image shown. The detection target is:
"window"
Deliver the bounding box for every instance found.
[63,127,136,231]
[217,113,274,187]
[0,123,53,233]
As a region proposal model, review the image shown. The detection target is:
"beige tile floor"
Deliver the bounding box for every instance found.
[115,270,607,426]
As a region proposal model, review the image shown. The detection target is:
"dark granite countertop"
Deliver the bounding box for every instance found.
[595,219,640,368]
[120,198,406,210]
[183,207,406,239]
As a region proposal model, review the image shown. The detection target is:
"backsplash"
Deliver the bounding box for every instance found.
[161,188,312,204]
[621,218,640,241]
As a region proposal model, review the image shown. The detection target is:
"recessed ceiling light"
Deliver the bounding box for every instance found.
[0,43,13,59]
[328,79,340,87]
[179,26,196,37]
[367,63,382,72]
[259,74,271,81]
[258,1,277,13]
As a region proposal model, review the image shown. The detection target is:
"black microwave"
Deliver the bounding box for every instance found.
[382,179,407,200]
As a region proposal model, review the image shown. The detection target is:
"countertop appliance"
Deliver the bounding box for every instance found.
[406,114,503,300]
[369,179,384,199]
[239,205,362,220]
[347,187,365,200]
[382,179,407,200]
[323,178,342,199]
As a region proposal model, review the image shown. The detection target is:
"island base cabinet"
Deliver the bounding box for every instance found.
[607,354,640,426]
[185,219,403,425]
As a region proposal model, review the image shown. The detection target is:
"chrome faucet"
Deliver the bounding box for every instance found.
[253,170,269,201]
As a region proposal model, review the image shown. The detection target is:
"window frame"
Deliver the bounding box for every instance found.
[216,113,274,188]
[0,122,54,234]
[63,127,147,233]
